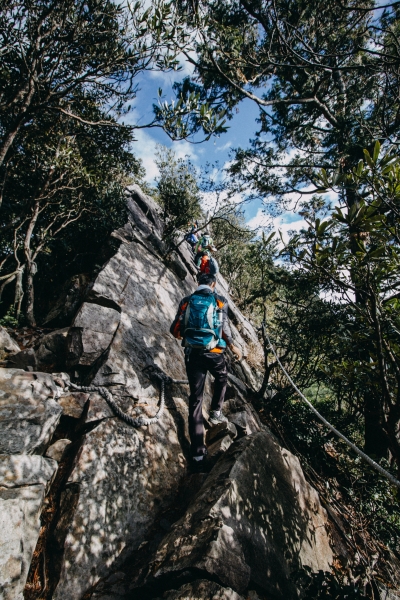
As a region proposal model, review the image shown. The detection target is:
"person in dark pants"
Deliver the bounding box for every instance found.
[170,273,242,465]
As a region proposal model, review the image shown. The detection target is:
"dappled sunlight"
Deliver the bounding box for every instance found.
[53,393,186,598]
[148,431,333,598]
[0,369,62,455]
[41,192,333,599]
[0,454,58,599]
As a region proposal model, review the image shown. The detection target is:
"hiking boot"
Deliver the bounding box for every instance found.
[190,453,208,473]
[209,410,228,425]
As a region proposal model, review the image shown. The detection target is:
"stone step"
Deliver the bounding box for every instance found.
[206,420,237,445]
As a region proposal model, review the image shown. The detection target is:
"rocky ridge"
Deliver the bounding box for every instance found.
[0,185,397,600]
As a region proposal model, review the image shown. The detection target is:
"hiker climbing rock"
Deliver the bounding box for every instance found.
[185,221,199,251]
[170,272,242,467]
[196,249,219,279]
[194,229,213,264]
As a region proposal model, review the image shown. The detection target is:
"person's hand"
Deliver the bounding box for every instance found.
[229,344,242,361]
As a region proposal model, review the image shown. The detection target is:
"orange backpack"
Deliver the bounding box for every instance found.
[199,254,211,274]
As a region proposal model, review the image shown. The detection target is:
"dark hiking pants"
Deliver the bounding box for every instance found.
[185,350,228,457]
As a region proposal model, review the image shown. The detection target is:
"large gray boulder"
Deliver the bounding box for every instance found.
[36,327,69,371]
[57,390,114,422]
[126,184,164,236]
[0,368,62,455]
[0,454,57,600]
[49,190,336,600]
[52,409,186,600]
[2,187,400,599]
[144,431,334,599]
[224,396,263,436]
[5,347,37,371]
[42,273,91,327]
[67,302,121,366]
[0,327,20,361]
[87,239,195,391]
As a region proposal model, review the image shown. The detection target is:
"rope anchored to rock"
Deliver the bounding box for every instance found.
[261,323,400,491]
[64,366,189,428]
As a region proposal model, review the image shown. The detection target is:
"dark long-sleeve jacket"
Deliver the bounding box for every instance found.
[170,287,233,347]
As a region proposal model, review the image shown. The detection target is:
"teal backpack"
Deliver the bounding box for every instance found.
[182,293,225,351]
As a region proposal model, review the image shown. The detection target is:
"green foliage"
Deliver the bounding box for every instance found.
[211,208,255,295]
[284,145,400,463]
[0,105,141,324]
[217,230,277,319]
[210,144,400,561]
[0,0,234,323]
[154,81,228,141]
[0,0,198,324]
[293,567,368,599]
[264,386,400,556]
[0,0,143,169]
[0,308,19,328]
[0,0,147,324]
[154,145,202,246]
[165,1,400,212]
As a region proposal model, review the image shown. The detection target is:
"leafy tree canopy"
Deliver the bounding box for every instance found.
[163,0,400,205]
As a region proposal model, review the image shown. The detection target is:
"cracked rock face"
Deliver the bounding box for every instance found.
[52,414,186,600]
[47,189,334,600]
[0,327,20,361]
[1,187,342,600]
[0,368,62,455]
[0,454,57,600]
[145,431,334,599]
[45,439,72,462]
[67,303,121,366]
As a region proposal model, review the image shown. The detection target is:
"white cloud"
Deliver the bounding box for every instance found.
[200,189,246,218]
[131,128,160,182]
[247,208,307,244]
[246,208,271,230]
[216,140,232,152]
[272,214,307,244]
[128,109,202,184]
[171,139,201,162]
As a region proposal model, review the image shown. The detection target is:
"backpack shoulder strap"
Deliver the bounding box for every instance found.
[183,296,192,329]
[206,293,217,329]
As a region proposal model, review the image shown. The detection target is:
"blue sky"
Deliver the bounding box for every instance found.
[124,0,389,240]
[127,66,310,240]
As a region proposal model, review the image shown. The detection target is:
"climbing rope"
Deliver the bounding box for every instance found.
[261,324,400,490]
[64,367,188,428]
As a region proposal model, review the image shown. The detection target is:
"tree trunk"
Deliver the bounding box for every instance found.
[364,393,389,460]
[386,403,400,477]
[14,267,24,320]
[345,185,390,459]
[23,200,40,327]
[257,364,271,400]
[0,80,35,169]
[25,262,36,327]
[257,319,274,399]
[0,273,16,302]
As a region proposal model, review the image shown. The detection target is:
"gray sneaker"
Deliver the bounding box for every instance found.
[209,410,228,425]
